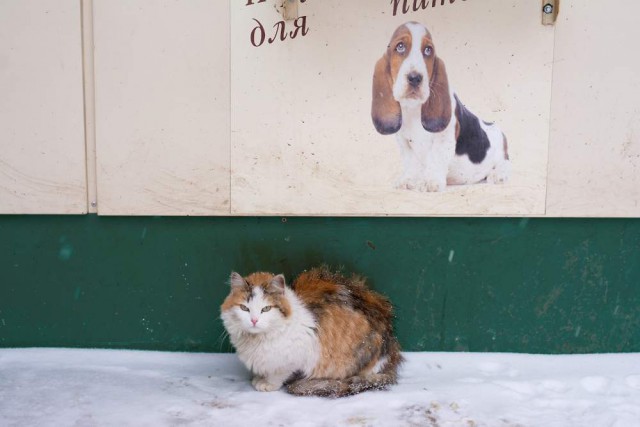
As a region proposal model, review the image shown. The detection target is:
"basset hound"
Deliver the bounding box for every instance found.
[372,22,510,192]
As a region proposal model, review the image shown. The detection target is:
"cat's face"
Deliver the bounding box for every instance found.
[221,272,291,334]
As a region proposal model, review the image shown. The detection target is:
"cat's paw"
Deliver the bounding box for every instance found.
[251,375,264,388]
[253,378,282,392]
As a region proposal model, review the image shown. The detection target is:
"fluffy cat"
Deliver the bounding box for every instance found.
[220,266,403,398]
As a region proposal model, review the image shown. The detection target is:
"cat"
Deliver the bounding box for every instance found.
[220,266,403,398]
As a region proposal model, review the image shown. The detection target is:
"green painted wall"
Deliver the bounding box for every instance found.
[0,215,638,354]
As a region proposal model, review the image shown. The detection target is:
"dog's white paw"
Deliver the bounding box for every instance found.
[253,378,282,392]
[395,177,420,191]
[418,178,446,192]
[486,162,510,184]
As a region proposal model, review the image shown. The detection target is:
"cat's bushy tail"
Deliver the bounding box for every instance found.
[286,349,403,398]
[285,373,395,398]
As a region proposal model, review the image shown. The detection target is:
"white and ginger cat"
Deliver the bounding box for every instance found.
[220,266,403,398]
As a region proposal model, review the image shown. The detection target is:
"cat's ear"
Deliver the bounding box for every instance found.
[269,274,286,294]
[229,272,247,290]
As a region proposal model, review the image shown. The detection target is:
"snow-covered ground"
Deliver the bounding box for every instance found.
[1,349,639,427]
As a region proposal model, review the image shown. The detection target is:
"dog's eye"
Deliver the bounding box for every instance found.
[239,304,249,312]
[424,46,433,57]
[396,42,406,54]
[261,306,272,313]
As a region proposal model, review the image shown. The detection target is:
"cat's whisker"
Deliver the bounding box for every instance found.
[216,328,230,351]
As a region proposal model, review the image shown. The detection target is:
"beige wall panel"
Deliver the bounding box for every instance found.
[231,0,554,215]
[0,0,87,214]
[547,0,640,217]
[93,0,230,216]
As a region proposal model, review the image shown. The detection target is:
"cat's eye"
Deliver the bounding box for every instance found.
[239,304,249,312]
[261,306,272,313]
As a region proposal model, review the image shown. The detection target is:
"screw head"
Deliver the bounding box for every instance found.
[543,3,554,14]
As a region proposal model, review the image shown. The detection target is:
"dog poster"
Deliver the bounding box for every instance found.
[231,0,555,215]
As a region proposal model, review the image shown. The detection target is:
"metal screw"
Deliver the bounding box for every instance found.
[543,3,554,14]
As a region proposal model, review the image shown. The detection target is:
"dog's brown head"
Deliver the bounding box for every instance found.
[372,22,452,135]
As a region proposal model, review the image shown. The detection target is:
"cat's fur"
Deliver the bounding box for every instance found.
[220,266,403,398]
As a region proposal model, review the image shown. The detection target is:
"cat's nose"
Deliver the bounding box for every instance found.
[251,318,258,326]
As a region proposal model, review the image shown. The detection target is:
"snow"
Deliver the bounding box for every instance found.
[1,349,639,427]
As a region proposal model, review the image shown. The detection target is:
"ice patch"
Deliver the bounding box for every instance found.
[478,362,505,374]
[494,380,537,396]
[580,376,611,393]
[626,374,640,390]
[540,379,570,393]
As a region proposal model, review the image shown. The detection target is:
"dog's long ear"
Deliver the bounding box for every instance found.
[372,55,402,135]
[422,56,452,133]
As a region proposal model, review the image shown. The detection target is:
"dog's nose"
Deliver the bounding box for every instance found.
[407,72,423,88]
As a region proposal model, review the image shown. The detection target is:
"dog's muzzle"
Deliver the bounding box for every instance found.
[407,72,423,88]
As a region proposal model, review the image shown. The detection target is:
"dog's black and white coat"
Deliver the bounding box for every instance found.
[372,22,510,192]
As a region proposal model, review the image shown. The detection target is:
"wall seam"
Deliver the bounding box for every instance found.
[543,4,559,217]
[80,0,98,214]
